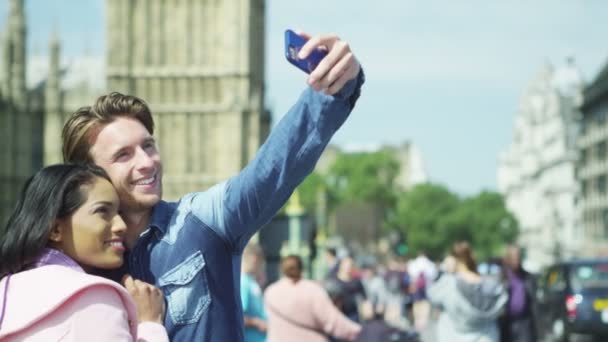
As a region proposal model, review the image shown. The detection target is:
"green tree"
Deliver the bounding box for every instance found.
[327,150,400,208]
[390,185,518,261]
[295,150,401,234]
[389,183,460,259]
[445,191,518,260]
[297,171,330,213]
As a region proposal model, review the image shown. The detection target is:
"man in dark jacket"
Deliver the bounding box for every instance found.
[500,245,537,342]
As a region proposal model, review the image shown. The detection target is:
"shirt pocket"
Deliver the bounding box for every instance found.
[158,250,211,325]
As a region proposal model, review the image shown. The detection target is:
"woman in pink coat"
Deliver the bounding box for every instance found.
[0,164,168,341]
[264,255,361,342]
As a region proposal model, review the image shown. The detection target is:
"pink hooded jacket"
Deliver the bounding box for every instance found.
[0,265,168,341]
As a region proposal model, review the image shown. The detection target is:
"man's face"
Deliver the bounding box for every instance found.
[505,247,521,269]
[90,117,163,213]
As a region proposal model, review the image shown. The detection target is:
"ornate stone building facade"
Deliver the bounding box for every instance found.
[105,0,270,200]
[0,0,105,225]
[578,60,608,255]
[41,35,106,166]
[498,60,585,271]
[0,0,270,224]
[0,0,41,225]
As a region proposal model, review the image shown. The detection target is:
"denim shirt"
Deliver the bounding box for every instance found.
[126,70,364,341]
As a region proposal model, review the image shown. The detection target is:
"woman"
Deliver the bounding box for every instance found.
[264,255,361,342]
[427,241,507,342]
[0,164,168,341]
[332,256,366,323]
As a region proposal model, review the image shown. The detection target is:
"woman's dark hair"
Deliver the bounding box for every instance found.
[0,164,111,277]
[451,241,478,274]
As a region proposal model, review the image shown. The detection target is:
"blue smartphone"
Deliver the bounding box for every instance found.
[284,29,327,74]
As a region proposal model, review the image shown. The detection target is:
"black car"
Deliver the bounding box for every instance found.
[536,259,608,341]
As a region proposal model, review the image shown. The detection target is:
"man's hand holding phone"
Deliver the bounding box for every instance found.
[285,30,360,95]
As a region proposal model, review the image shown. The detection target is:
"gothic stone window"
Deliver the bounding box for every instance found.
[598,141,607,161]
[597,110,607,125]
[581,148,588,166]
[582,179,588,197]
[603,208,608,237]
[598,175,607,195]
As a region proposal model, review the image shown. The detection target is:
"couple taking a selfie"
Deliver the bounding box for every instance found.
[0,31,364,341]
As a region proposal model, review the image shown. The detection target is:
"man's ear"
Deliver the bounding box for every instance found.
[48,220,63,243]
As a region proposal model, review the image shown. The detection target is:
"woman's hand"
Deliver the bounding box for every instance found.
[122,274,165,324]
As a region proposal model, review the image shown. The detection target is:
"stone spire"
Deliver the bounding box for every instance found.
[44,28,63,165]
[1,22,12,101]
[45,29,61,113]
[9,0,26,111]
[529,60,554,94]
[553,56,584,100]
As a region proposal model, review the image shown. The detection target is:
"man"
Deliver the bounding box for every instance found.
[333,256,366,323]
[324,247,340,279]
[61,32,363,341]
[499,245,537,342]
[241,242,268,342]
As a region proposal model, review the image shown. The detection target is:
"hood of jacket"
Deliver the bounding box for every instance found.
[428,273,507,328]
[0,265,137,338]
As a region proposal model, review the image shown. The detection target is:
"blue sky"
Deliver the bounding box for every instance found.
[2,0,608,195]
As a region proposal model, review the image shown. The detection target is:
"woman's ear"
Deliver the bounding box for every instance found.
[48,220,63,243]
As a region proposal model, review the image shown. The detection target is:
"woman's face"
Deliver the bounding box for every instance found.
[54,177,127,272]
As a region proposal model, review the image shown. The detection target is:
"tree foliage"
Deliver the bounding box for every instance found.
[449,191,518,260]
[297,171,326,212]
[388,183,460,259]
[390,184,518,260]
[297,150,400,218]
[296,149,519,261]
[327,150,400,208]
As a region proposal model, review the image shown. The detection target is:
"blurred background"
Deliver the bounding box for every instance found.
[3,1,608,340]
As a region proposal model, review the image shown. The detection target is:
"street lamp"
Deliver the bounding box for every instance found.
[285,189,305,254]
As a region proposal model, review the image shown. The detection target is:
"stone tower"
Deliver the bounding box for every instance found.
[105,0,270,200]
[0,0,41,225]
[44,30,63,165]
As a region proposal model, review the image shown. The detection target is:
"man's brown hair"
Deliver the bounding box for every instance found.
[62,92,154,163]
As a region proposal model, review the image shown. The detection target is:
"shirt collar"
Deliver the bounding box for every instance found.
[149,200,172,235]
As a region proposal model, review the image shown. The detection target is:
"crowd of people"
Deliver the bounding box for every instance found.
[235,239,539,342]
[239,244,420,342]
